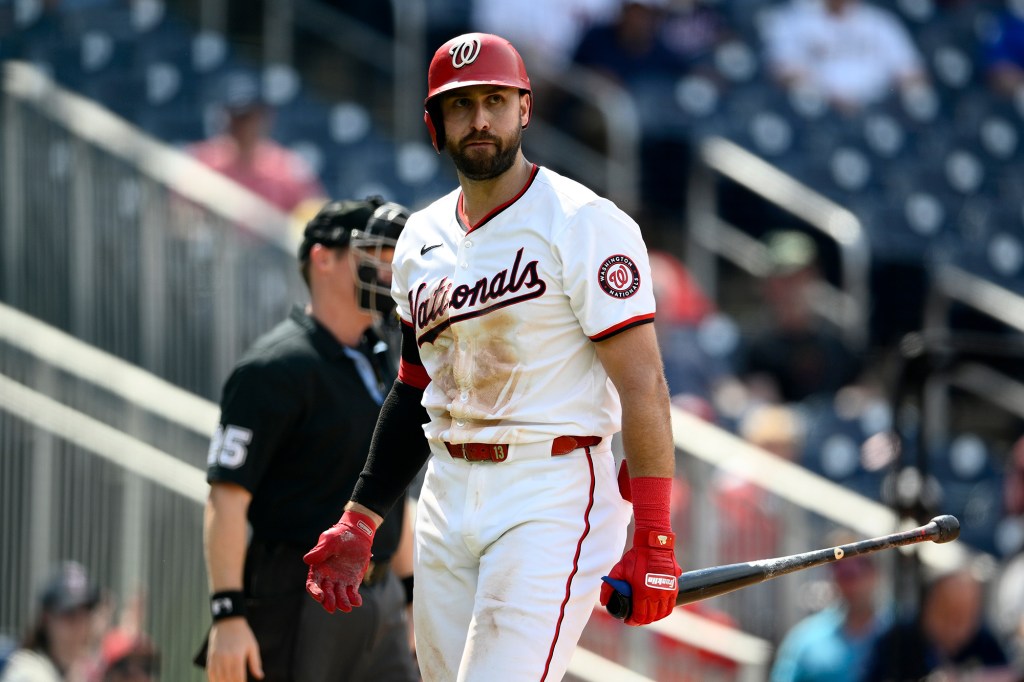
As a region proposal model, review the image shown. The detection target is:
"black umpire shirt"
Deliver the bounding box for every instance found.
[206,305,402,558]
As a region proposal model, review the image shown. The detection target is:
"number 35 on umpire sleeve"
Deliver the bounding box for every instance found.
[207,425,253,468]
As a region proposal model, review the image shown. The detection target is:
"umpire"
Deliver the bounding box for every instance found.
[196,198,420,682]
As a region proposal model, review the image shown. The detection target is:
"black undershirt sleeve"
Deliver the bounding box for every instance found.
[350,379,431,518]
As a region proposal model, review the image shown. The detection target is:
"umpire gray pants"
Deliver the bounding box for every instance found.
[199,541,419,682]
[290,569,417,682]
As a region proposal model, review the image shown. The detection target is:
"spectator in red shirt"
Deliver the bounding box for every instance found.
[189,72,326,214]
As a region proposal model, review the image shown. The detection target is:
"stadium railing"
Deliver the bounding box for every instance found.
[919,263,1024,449]
[685,135,871,350]
[1,60,303,400]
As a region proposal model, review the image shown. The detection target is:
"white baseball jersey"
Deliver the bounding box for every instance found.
[393,163,656,450]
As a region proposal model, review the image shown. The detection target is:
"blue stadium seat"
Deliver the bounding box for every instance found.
[862,190,956,264]
[859,111,913,161]
[799,397,891,500]
[58,2,137,41]
[670,74,733,141]
[711,38,761,85]
[133,17,199,71]
[927,42,976,94]
[928,434,1005,555]
[78,69,147,120]
[980,231,1024,291]
[744,109,796,160]
[44,30,137,92]
[272,99,333,146]
[136,101,205,146]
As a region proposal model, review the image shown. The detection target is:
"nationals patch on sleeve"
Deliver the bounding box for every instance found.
[598,254,641,299]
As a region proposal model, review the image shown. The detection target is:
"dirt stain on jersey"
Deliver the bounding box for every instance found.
[436,311,524,430]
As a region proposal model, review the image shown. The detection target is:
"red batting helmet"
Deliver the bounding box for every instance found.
[423,33,532,152]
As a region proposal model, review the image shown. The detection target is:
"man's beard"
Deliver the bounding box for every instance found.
[447,126,522,181]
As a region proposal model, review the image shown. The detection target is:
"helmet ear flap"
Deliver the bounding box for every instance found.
[424,105,444,153]
[423,101,444,153]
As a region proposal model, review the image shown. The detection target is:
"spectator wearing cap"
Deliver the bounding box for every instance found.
[195,197,419,682]
[862,568,1013,681]
[738,230,863,404]
[188,72,326,215]
[0,561,101,682]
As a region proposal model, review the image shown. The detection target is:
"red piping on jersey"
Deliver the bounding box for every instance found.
[541,447,596,682]
[456,163,539,234]
[589,313,656,342]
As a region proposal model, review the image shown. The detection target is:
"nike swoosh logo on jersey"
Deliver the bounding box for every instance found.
[420,243,443,256]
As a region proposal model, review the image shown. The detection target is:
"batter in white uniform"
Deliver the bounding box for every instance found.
[304,33,682,682]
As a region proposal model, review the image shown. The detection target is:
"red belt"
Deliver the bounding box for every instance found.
[444,436,602,462]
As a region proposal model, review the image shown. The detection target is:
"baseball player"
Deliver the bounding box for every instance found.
[196,198,420,682]
[304,33,682,681]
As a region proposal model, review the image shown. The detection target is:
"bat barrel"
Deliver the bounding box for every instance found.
[931,515,960,543]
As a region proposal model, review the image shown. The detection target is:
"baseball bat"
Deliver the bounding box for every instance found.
[603,514,960,621]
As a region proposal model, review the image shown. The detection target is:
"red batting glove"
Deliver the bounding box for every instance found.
[303,510,376,614]
[600,477,681,626]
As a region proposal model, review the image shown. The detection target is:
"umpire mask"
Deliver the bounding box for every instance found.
[350,202,409,322]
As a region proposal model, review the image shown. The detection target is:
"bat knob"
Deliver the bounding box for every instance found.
[931,515,960,543]
[601,576,632,621]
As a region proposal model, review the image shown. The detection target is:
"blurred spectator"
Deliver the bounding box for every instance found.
[188,72,326,215]
[992,436,1024,666]
[771,533,889,682]
[739,230,863,404]
[92,631,158,682]
[762,0,929,114]
[862,568,1014,681]
[661,0,730,68]
[471,0,616,71]
[572,0,685,85]
[0,561,101,682]
[981,2,1024,98]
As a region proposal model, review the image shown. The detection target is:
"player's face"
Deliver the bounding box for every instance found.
[441,85,529,181]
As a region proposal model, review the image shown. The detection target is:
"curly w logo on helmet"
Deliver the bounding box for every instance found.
[449,37,481,69]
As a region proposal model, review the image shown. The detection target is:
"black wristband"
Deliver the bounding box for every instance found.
[210,591,246,621]
[401,575,414,606]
